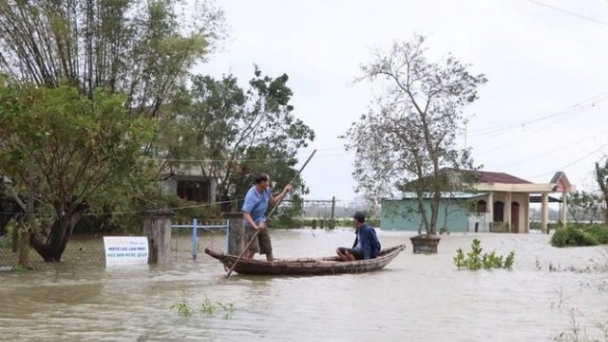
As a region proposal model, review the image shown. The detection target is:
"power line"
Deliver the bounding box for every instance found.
[467,91,608,139]
[528,0,608,27]
[496,132,606,170]
[474,107,588,157]
[527,140,608,180]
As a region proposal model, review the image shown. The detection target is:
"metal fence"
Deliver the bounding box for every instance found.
[170,219,229,261]
[0,219,229,268]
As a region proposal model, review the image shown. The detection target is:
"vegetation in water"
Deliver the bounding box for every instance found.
[553,308,608,342]
[551,224,608,248]
[170,300,194,317]
[171,297,236,320]
[453,239,515,271]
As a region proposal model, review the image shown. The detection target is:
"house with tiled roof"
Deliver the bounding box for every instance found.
[380,170,575,233]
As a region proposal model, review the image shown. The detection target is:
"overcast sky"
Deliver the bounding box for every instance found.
[197,0,608,204]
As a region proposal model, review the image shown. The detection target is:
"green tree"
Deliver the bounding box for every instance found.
[595,159,608,224]
[341,35,487,235]
[0,82,156,261]
[566,190,601,224]
[0,0,225,237]
[0,0,223,105]
[163,67,315,213]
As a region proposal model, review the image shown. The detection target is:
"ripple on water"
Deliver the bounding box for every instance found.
[1,231,608,342]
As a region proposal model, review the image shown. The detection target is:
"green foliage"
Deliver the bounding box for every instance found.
[171,300,194,317]
[0,83,156,210]
[0,0,223,105]
[0,83,156,260]
[453,239,515,271]
[595,158,608,224]
[585,225,608,244]
[171,297,235,320]
[566,191,603,224]
[550,224,608,247]
[341,34,487,235]
[160,67,315,215]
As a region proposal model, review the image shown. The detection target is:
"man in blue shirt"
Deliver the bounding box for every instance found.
[242,173,292,261]
[336,211,381,261]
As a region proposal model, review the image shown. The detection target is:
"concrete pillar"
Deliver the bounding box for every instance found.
[541,193,549,234]
[143,210,174,264]
[505,192,512,233]
[561,192,568,226]
[224,212,245,256]
[525,194,530,233]
[488,192,494,226]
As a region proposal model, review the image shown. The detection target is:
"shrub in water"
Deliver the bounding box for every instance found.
[550,225,604,247]
[453,238,515,271]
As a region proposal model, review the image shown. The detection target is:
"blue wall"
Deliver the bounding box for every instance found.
[380,199,470,232]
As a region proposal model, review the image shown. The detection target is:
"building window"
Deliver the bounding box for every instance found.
[493,201,504,222]
[177,180,210,202]
[476,200,487,213]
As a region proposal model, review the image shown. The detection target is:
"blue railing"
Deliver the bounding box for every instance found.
[171,219,230,260]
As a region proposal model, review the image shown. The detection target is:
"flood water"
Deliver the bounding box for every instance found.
[1,229,607,342]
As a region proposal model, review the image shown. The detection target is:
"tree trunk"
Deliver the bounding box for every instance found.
[18,228,31,269]
[30,214,78,262]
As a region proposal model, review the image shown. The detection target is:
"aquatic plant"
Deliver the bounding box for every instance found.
[171,300,193,317]
[200,296,216,317]
[201,296,236,320]
[217,301,236,320]
[553,308,608,342]
[453,239,515,271]
[172,297,236,319]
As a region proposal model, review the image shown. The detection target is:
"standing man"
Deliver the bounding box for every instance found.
[242,173,292,262]
[336,211,381,261]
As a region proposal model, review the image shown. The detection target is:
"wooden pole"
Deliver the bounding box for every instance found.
[225,149,317,278]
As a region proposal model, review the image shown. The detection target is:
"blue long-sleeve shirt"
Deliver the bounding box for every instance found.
[352,223,381,259]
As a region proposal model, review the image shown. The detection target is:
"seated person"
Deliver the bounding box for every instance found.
[336,211,381,261]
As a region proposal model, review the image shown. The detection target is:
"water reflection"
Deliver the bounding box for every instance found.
[1,230,607,342]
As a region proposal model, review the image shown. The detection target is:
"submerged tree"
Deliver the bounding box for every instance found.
[341,35,487,235]
[0,0,225,259]
[0,82,156,262]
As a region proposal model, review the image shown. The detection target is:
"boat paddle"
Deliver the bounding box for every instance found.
[225,149,317,278]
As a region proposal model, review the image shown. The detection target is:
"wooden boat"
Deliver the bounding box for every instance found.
[204,244,406,276]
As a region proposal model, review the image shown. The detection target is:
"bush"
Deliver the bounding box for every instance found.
[584,224,608,244]
[453,238,515,271]
[550,225,605,247]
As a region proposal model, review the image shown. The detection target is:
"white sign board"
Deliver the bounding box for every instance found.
[103,236,149,267]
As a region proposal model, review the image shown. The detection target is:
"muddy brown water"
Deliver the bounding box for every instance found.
[1,229,607,342]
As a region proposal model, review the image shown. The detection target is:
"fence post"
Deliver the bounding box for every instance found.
[191,218,198,260]
[223,212,244,255]
[143,209,174,264]
[225,219,230,253]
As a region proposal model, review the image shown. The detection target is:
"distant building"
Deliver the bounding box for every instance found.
[380,170,574,233]
[158,163,219,203]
